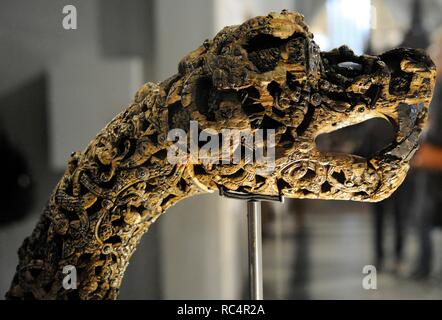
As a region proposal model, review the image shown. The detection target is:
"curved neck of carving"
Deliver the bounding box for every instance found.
[7,81,203,300]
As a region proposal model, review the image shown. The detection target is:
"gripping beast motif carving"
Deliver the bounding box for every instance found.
[7,11,436,299]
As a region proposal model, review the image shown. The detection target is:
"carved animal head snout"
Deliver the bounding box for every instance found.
[286,46,437,202]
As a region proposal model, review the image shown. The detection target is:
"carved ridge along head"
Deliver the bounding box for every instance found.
[167,10,436,202]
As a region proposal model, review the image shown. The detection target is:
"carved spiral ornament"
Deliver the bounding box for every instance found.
[7,11,436,300]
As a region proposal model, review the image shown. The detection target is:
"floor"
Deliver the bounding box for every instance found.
[262,200,442,300]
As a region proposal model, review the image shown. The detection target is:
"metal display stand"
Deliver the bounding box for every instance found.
[219,187,283,300]
[247,200,263,300]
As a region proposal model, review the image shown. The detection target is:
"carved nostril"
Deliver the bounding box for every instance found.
[381,56,412,96]
[379,48,435,96]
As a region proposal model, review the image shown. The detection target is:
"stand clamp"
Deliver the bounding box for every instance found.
[219,187,283,300]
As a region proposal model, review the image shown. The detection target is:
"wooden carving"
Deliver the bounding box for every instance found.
[7,11,436,299]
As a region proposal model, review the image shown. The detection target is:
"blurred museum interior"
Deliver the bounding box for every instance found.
[2,0,442,299]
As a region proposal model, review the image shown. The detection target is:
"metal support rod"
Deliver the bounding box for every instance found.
[247,200,263,300]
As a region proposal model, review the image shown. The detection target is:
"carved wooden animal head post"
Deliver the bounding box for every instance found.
[7,11,436,300]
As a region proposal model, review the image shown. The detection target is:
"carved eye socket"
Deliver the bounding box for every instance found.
[379,53,412,96]
[378,48,435,96]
